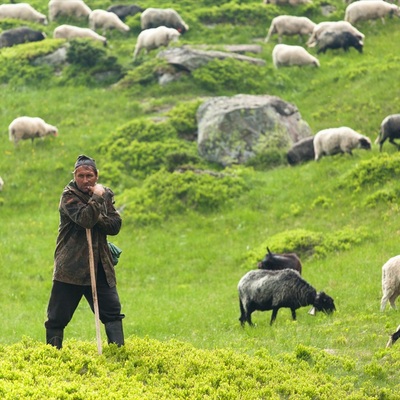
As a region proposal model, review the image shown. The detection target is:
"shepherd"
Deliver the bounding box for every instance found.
[44,155,125,349]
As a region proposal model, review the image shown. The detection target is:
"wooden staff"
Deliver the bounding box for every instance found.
[86,228,102,355]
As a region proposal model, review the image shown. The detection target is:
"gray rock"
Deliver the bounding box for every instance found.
[197,94,312,166]
[32,46,68,66]
[158,45,266,72]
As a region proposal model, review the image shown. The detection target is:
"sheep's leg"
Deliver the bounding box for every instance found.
[291,308,297,321]
[380,294,389,311]
[388,138,400,150]
[239,300,253,326]
[270,308,279,325]
[389,294,398,310]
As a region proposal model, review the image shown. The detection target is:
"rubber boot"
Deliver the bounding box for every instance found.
[105,320,124,347]
[46,329,63,349]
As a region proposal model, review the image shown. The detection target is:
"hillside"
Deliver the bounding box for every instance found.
[1,0,400,398]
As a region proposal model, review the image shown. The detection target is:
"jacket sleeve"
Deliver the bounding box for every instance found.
[95,188,122,236]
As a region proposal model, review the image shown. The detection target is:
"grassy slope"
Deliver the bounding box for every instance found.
[1,0,400,397]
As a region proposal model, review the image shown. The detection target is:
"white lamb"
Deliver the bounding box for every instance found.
[272,44,320,68]
[9,116,58,145]
[380,255,400,311]
[133,26,181,60]
[0,3,48,25]
[54,24,107,46]
[265,15,316,43]
[89,9,130,33]
[345,0,400,24]
[313,127,371,161]
[48,0,92,22]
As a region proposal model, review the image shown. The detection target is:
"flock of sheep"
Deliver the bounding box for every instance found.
[238,247,400,347]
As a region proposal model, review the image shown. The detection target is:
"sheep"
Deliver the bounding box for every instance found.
[287,136,315,165]
[9,116,58,145]
[375,114,400,152]
[133,26,180,60]
[345,0,400,25]
[265,15,316,43]
[140,8,189,34]
[107,4,144,21]
[53,25,107,47]
[48,0,92,22]
[313,127,371,161]
[380,255,400,311]
[386,324,400,347]
[0,176,3,192]
[89,9,130,33]
[238,269,336,326]
[307,21,364,46]
[0,3,48,25]
[258,247,303,274]
[272,44,320,68]
[0,27,46,48]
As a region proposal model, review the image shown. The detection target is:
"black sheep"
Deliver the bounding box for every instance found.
[258,247,302,275]
[106,4,144,21]
[375,114,400,152]
[238,269,335,326]
[0,27,46,48]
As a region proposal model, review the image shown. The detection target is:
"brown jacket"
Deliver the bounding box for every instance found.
[53,180,122,286]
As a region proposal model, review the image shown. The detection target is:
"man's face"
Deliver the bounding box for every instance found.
[74,166,97,194]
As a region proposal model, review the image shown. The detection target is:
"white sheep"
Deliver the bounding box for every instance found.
[133,26,181,60]
[54,24,107,46]
[313,127,371,161]
[141,8,189,34]
[0,3,48,25]
[307,21,364,48]
[48,0,92,22]
[265,15,316,43]
[345,0,400,24]
[9,116,58,145]
[272,44,320,68]
[89,9,130,33]
[380,255,400,311]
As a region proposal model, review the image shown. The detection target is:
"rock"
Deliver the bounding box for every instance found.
[32,46,68,66]
[197,94,312,166]
[157,45,266,72]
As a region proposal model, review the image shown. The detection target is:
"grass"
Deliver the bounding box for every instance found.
[1,0,400,397]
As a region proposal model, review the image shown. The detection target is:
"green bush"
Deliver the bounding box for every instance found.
[119,168,247,225]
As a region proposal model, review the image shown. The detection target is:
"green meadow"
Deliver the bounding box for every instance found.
[1,0,400,398]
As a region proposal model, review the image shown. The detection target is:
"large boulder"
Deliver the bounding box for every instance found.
[196,94,312,166]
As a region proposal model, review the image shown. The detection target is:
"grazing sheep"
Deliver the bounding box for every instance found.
[380,255,400,311]
[107,4,144,21]
[313,127,371,161]
[48,0,92,22]
[133,26,180,60]
[238,269,336,326]
[0,176,3,191]
[265,15,316,43]
[54,24,107,46]
[272,44,320,68]
[345,0,400,25]
[287,137,315,165]
[0,3,48,25]
[375,114,400,152]
[0,27,46,48]
[386,324,400,347]
[141,8,189,34]
[89,9,130,33]
[9,116,58,145]
[258,247,303,275]
[307,21,364,53]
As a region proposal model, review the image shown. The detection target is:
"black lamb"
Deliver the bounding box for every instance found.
[258,247,302,275]
[238,269,336,326]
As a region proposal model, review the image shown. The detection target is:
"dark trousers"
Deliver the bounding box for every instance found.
[45,264,124,330]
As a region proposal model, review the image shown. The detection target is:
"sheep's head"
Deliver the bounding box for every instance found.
[309,292,336,316]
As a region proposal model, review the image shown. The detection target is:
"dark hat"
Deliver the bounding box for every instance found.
[74,154,97,172]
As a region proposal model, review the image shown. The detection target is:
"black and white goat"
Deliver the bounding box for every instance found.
[238,269,335,326]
